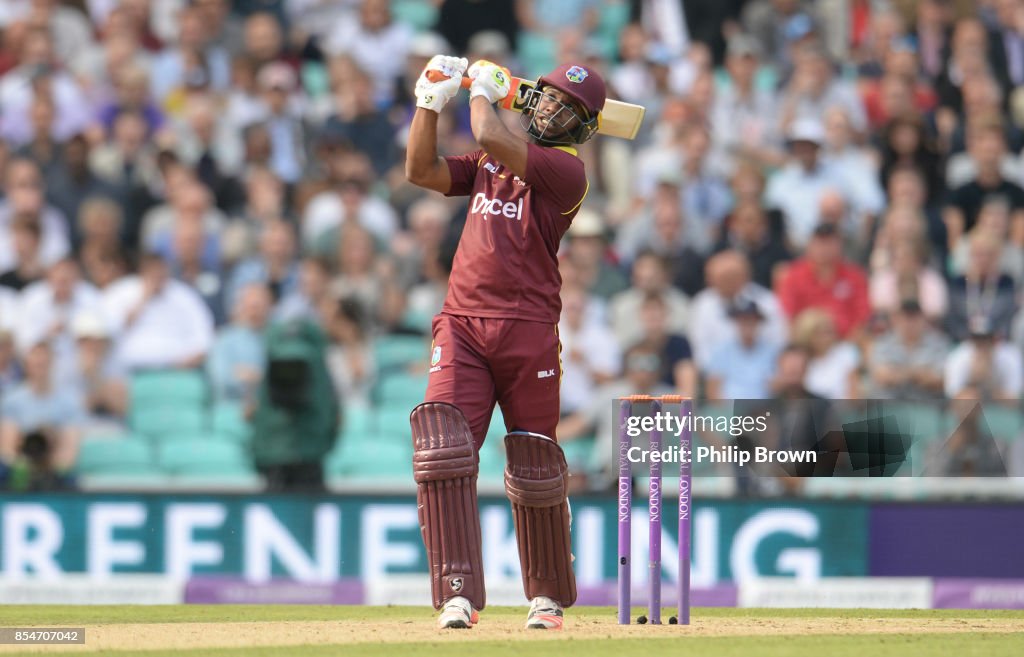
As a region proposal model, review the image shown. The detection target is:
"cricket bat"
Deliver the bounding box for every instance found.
[426,71,645,140]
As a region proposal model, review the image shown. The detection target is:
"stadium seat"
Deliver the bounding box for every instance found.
[77,435,157,475]
[130,370,207,405]
[210,403,252,443]
[373,335,429,373]
[377,372,430,406]
[131,405,207,437]
[391,0,438,31]
[157,439,254,476]
[974,405,1023,442]
[326,435,412,479]
[485,408,507,443]
[375,407,413,439]
[517,31,558,79]
[400,308,434,334]
[340,404,375,441]
[560,434,597,483]
[477,439,506,484]
[595,0,631,60]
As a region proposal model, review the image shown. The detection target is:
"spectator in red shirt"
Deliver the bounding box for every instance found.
[776,222,871,338]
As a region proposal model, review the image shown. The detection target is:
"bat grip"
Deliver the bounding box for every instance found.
[425,70,472,88]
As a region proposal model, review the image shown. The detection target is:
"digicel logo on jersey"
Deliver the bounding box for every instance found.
[470,193,523,221]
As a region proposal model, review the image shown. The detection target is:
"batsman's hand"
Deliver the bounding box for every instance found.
[468,59,511,104]
[415,55,468,113]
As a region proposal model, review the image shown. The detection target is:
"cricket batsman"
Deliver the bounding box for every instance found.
[405,54,606,630]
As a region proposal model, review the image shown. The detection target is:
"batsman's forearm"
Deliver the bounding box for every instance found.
[406,108,441,182]
[469,96,507,147]
[468,96,528,177]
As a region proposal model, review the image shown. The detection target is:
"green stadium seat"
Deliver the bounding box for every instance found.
[975,405,1023,442]
[400,308,434,334]
[560,436,595,470]
[171,472,262,488]
[340,404,375,441]
[517,31,558,79]
[392,0,438,31]
[485,408,507,443]
[326,436,412,479]
[595,0,631,60]
[210,403,252,443]
[131,370,207,405]
[478,439,506,484]
[377,372,429,406]
[157,439,253,476]
[77,435,156,475]
[374,335,429,373]
[376,407,413,439]
[131,404,206,436]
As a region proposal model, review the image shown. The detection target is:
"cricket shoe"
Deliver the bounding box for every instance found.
[438,596,479,629]
[525,596,564,630]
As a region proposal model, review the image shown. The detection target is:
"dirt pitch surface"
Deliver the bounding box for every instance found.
[0,606,1021,656]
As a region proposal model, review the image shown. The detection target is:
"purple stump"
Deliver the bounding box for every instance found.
[648,398,663,624]
[678,398,692,625]
[617,399,632,624]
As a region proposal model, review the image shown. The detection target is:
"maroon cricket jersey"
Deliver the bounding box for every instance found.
[442,143,588,323]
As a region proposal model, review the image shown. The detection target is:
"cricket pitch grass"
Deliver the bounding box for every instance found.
[0,606,1021,656]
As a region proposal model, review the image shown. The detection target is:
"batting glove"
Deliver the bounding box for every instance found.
[467,59,511,104]
[415,55,468,113]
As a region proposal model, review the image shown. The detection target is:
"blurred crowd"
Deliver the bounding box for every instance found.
[1,0,1024,488]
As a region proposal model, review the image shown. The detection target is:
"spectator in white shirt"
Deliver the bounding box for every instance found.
[68,311,128,431]
[0,340,85,489]
[945,317,1024,402]
[558,285,620,414]
[302,150,399,248]
[322,0,413,104]
[103,254,214,371]
[2,0,95,63]
[765,118,850,248]
[148,4,231,103]
[15,258,105,383]
[0,157,70,272]
[610,251,690,347]
[0,29,92,146]
[822,106,886,220]
[793,308,861,399]
[689,250,788,367]
[140,177,227,253]
[778,42,868,135]
[711,33,784,173]
[207,283,270,407]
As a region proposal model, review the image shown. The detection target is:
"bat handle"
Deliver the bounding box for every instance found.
[425,70,472,88]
